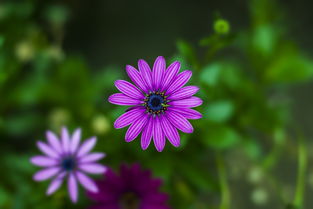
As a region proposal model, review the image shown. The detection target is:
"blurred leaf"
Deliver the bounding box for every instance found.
[204,100,234,123]
[252,25,278,56]
[176,39,199,70]
[265,48,313,83]
[202,126,241,150]
[200,63,221,87]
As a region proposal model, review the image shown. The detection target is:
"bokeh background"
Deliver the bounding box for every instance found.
[1,0,313,208]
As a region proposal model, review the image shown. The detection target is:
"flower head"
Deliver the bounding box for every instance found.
[88,164,170,209]
[109,56,202,151]
[30,127,107,203]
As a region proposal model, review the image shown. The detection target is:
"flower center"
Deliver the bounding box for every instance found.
[120,192,139,209]
[61,157,76,171]
[144,91,168,115]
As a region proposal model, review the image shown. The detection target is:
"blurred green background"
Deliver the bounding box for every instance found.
[1,0,313,208]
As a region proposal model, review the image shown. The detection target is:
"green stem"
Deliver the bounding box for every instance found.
[216,153,230,209]
[293,137,307,209]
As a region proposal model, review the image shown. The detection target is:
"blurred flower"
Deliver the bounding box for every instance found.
[251,187,268,206]
[49,108,71,131]
[108,56,202,151]
[45,45,65,61]
[92,115,110,135]
[30,127,107,203]
[88,164,170,209]
[15,41,35,62]
[247,166,263,184]
[214,19,230,35]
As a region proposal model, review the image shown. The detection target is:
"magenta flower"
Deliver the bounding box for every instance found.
[30,127,107,203]
[88,164,171,209]
[108,56,202,151]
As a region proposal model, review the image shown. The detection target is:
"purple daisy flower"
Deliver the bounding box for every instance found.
[30,127,107,203]
[108,56,202,151]
[88,164,171,209]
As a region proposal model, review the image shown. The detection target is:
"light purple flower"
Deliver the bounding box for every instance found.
[108,56,202,152]
[30,127,107,203]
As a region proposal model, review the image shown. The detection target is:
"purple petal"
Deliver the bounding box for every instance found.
[125,115,148,142]
[79,163,107,174]
[61,127,70,154]
[30,156,58,167]
[70,128,81,154]
[166,70,192,95]
[76,171,98,193]
[160,115,180,147]
[160,61,181,92]
[138,59,153,91]
[77,137,97,158]
[46,131,62,153]
[114,80,144,100]
[141,116,153,150]
[108,93,142,106]
[37,141,59,159]
[169,96,203,108]
[153,117,166,152]
[114,107,145,129]
[79,152,106,164]
[152,56,165,91]
[33,167,60,181]
[126,65,149,93]
[68,173,78,203]
[166,110,194,133]
[46,172,66,195]
[169,107,202,119]
[167,86,199,100]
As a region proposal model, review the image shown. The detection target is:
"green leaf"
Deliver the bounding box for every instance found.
[204,100,234,123]
[176,39,199,69]
[200,63,221,87]
[202,126,241,149]
[265,48,313,83]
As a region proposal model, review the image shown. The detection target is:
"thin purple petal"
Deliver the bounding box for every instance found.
[114,107,145,129]
[30,156,58,167]
[169,107,202,119]
[125,115,148,142]
[114,80,144,100]
[33,167,60,181]
[160,115,180,147]
[152,56,165,91]
[37,141,59,159]
[70,128,81,154]
[166,70,192,95]
[68,173,78,203]
[79,163,107,174]
[167,86,199,100]
[138,59,153,91]
[153,117,166,152]
[108,93,142,106]
[76,171,98,193]
[79,152,106,164]
[46,131,62,153]
[126,65,148,93]
[77,137,97,157]
[169,96,203,108]
[166,110,194,133]
[61,127,70,153]
[160,61,181,92]
[141,115,153,150]
[46,172,66,195]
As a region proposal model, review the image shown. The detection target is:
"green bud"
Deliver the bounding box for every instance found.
[214,19,230,35]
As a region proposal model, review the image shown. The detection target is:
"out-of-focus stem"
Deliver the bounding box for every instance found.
[216,153,230,209]
[293,137,307,209]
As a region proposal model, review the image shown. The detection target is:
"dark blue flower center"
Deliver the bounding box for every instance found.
[61,157,76,171]
[144,91,168,115]
[120,191,139,209]
[148,94,164,111]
